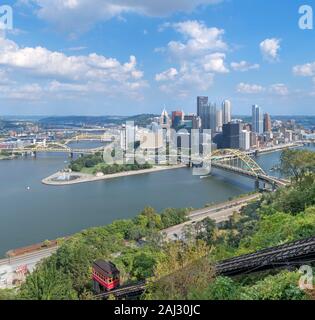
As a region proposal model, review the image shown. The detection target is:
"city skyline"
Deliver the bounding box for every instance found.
[0,1,315,116]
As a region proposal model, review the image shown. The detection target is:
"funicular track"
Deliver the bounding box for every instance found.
[95,236,315,299]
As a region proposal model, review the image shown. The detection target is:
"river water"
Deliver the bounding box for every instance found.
[0,143,313,257]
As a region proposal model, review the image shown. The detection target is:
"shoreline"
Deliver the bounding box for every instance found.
[42,164,187,186]
[0,192,259,260]
[255,142,303,155]
[42,142,302,186]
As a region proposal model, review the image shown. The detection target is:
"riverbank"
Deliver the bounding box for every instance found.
[0,155,17,160]
[42,142,302,186]
[255,142,303,155]
[42,164,186,185]
[0,191,260,289]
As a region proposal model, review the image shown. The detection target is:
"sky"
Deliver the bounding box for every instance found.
[0,0,315,116]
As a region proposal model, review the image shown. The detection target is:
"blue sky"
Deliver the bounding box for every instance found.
[1,0,315,116]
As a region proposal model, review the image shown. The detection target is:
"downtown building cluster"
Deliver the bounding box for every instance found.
[143,97,311,155]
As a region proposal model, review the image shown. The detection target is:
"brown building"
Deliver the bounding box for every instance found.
[264,113,272,132]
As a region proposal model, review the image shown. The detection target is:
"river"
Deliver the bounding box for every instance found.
[0,143,313,257]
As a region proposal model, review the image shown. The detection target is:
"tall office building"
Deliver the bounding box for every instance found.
[216,109,223,132]
[198,103,216,131]
[209,103,217,132]
[263,113,272,132]
[198,104,210,130]
[197,96,209,116]
[120,122,136,151]
[222,100,231,125]
[221,122,241,149]
[252,105,263,134]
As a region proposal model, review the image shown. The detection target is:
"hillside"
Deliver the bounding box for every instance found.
[1,149,314,300]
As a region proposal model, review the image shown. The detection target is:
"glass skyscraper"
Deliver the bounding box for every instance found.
[197,96,209,116]
[198,102,216,131]
[252,104,263,134]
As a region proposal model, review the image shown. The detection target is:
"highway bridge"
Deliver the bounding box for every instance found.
[95,235,315,299]
[64,133,115,144]
[2,142,289,188]
[1,142,106,156]
[207,149,289,189]
[1,133,115,155]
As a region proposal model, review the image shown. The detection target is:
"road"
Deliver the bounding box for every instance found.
[162,193,261,240]
[0,247,58,289]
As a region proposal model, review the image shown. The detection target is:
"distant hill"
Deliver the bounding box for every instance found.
[39,114,158,128]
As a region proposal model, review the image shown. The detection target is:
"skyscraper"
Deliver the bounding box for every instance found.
[198,103,216,131]
[216,109,223,132]
[252,105,263,134]
[221,122,241,149]
[209,103,217,132]
[222,100,231,125]
[197,96,209,116]
[263,113,272,132]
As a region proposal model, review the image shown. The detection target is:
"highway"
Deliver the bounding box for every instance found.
[163,193,261,240]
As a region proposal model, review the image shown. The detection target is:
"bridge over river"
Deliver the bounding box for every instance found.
[208,149,289,189]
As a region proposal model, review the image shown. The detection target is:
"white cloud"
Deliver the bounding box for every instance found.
[66,46,88,52]
[260,38,281,62]
[155,20,228,97]
[202,53,229,73]
[155,68,178,81]
[230,61,260,72]
[269,83,289,96]
[155,52,228,97]
[237,82,265,94]
[0,37,147,100]
[0,83,43,100]
[236,82,289,96]
[164,20,227,58]
[293,62,315,77]
[158,64,214,98]
[25,0,222,33]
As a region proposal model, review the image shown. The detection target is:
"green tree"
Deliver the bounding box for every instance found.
[0,289,17,300]
[19,263,77,300]
[240,271,307,300]
[145,241,214,300]
[131,253,156,280]
[280,149,315,183]
[188,276,241,300]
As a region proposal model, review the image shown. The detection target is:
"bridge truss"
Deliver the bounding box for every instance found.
[209,149,266,178]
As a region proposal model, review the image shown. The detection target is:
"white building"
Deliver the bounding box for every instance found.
[222,100,231,125]
[120,122,136,151]
[240,130,251,150]
[216,109,223,132]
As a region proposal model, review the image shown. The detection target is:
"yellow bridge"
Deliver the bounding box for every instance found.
[4,142,106,155]
[205,149,289,188]
[64,133,114,144]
